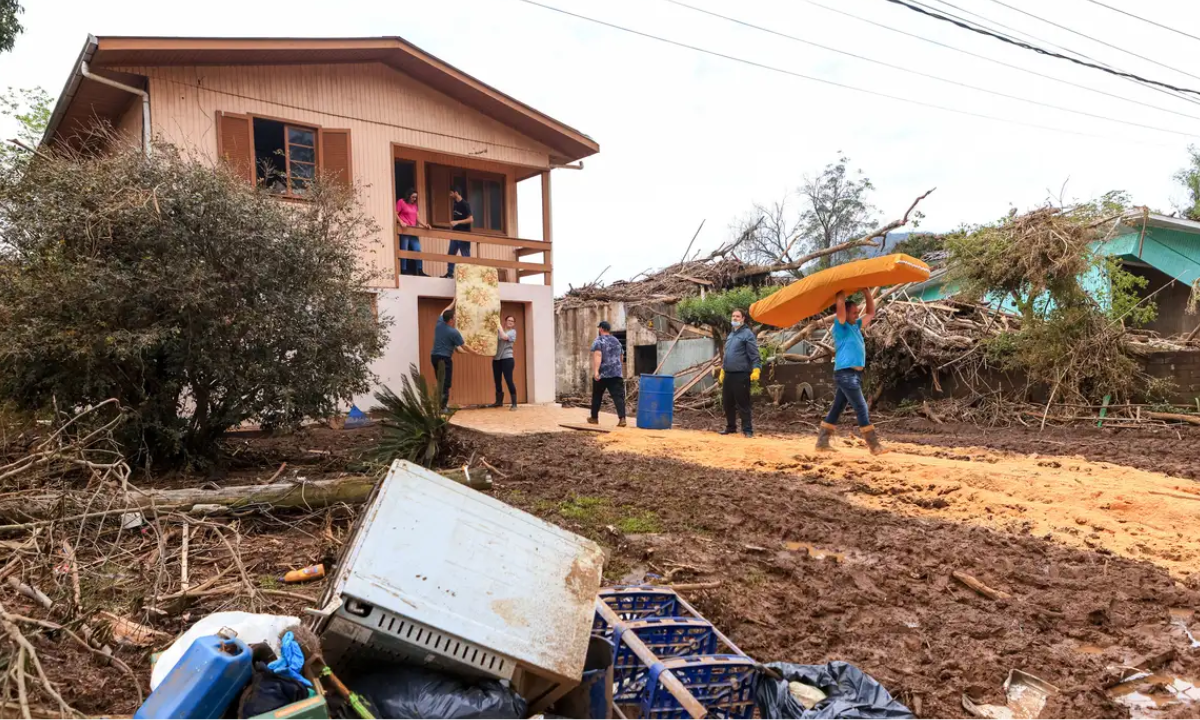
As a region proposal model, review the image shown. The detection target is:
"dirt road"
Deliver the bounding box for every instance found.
[468,423,1200,718]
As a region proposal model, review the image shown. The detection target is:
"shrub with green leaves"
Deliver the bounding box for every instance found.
[372,366,454,469]
[677,286,775,332]
[0,137,388,467]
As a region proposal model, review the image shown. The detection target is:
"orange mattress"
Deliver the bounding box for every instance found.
[750,254,931,328]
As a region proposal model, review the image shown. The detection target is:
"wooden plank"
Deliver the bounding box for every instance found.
[518,268,550,278]
[654,326,687,375]
[673,358,719,400]
[397,250,547,273]
[594,601,707,719]
[542,171,553,287]
[515,247,549,258]
[559,423,611,434]
[408,227,550,250]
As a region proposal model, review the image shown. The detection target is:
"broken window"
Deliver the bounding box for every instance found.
[253,118,317,197]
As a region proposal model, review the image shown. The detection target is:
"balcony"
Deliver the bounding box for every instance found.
[396,226,552,284]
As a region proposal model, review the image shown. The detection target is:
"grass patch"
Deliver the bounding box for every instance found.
[557,496,663,533]
[615,509,662,534]
[258,574,280,590]
[559,496,608,523]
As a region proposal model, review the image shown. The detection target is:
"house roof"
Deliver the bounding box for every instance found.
[44,35,600,162]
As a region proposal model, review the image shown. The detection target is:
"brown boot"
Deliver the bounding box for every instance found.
[861,425,888,455]
[815,421,837,452]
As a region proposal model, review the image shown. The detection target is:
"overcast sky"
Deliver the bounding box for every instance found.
[2,0,1198,292]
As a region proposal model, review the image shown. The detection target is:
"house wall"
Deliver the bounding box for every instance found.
[356,276,555,410]
[657,338,716,391]
[114,97,142,140]
[108,62,556,287]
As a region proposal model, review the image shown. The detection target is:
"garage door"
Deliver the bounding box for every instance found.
[418,298,529,406]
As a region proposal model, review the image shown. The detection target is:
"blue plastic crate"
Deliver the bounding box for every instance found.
[613,618,720,702]
[643,655,758,719]
[594,586,698,637]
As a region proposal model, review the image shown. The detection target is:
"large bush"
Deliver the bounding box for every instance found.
[0,138,389,466]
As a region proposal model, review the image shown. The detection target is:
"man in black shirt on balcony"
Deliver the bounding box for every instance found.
[444,187,473,279]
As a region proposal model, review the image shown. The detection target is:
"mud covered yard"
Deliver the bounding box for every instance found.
[464,420,1200,719]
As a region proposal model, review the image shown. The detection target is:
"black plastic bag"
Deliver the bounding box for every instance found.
[754,661,913,719]
[352,665,527,719]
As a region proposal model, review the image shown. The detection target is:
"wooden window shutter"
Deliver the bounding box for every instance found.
[318,129,352,186]
[429,164,451,224]
[216,112,254,184]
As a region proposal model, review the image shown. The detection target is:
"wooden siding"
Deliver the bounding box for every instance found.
[417,298,529,405]
[108,62,554,287]
[114,97,143,141]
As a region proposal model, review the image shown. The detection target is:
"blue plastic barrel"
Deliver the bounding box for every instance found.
[135,634,252,719]
[637,374,675,429]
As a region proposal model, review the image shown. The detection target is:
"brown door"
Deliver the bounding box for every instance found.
[418,298,529,406]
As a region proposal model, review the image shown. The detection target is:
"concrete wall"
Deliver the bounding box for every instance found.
[766,351,1200,407]
[356,276,555,409]
[555,302,659,396]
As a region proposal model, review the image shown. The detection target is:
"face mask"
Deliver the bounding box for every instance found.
[731,320,743,329]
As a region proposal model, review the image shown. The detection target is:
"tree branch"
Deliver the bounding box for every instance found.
[730,188,936,281]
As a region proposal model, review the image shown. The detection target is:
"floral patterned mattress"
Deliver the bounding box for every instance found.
[454,263,501,356]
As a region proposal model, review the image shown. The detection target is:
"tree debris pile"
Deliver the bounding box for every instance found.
[556,257,755,311]
[0,405,367,717]
[772,202,1200,416]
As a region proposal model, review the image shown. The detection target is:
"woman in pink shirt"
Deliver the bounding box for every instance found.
[396,188,431,276]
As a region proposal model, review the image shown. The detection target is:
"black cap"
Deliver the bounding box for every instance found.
[598,321,612,331]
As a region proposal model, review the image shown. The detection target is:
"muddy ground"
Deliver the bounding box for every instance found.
[672,403,1200,480]
[7,414,1199,718]
[463,421,1200,719]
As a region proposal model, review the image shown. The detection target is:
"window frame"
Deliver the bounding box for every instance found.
[430,164,507,235]
[283,124,317,197]
[249,114,321,201]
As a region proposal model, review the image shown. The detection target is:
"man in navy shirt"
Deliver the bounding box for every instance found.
[430,299,466,408]
[444,188,473,279]
[587,321,627,427]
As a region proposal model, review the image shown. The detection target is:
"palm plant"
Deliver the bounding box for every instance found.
[372,364,453,469]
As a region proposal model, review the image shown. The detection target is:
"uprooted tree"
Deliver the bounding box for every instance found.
[879,192,1162,406]
[0,136,389,467]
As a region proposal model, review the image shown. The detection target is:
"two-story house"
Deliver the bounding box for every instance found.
[43,35,599,408]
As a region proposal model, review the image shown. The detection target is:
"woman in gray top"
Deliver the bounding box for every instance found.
[491,315,518,410]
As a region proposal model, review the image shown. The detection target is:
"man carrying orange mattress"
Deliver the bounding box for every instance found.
[816,288,886,455]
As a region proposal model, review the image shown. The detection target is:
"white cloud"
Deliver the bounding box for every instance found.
[2,0,1197,291]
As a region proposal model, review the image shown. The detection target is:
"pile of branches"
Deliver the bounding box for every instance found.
[556,257,752,310]
[0,404,360,717]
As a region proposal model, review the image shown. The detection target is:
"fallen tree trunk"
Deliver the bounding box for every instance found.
[0,468,492,529]
[1144,411,1200,426]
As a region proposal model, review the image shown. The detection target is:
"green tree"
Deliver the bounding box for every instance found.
[798,154,878,270]
[0,137,390,467]
[0,86,51,169]
[0,1,22,54]
[1174,145,1200,221]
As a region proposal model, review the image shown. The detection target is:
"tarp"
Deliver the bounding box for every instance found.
[750,254,930,328]
[755,661,914,719]
[454,263,501,356]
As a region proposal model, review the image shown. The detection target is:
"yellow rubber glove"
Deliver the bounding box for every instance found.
[750,368,761,382]
[719,369,725,385]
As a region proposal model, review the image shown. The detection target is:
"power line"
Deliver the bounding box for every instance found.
[882,0,1200,97]
[661,0,1197,137]
[978,0,1200,83]
[921,0,1200,108]
[796,0,1200,123]
[1080,0,1200,44]
[510,0,1175,146]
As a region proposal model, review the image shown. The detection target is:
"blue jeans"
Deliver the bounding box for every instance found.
[446,239,471,276]
[400,234,422,275]
[825,369,871,427]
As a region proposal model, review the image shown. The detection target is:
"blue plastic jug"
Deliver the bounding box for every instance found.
[134,633,253,719]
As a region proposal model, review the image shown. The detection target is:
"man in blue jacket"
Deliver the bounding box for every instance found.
[719,308,761,438]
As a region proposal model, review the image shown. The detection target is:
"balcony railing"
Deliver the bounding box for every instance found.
[396,227,552,284]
